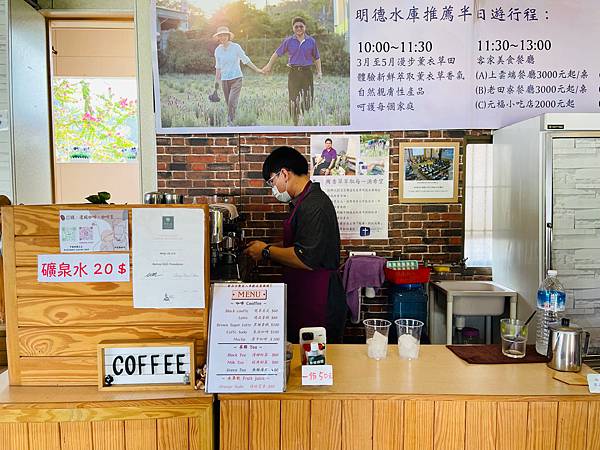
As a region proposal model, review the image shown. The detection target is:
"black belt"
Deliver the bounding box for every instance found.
[287,65,312,71]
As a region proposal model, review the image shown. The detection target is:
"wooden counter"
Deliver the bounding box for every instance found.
[219,345,600,450]
[0,371,213,450]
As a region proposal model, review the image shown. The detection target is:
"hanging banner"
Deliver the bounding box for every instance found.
[311,134,389,239]
[151,0,600,133]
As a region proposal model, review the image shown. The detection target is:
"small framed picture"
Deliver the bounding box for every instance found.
[399,142,460,203]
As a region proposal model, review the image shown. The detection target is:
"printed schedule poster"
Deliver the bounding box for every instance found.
[350,0,600,129]
[311,134,389,239]
[206,283,286,393]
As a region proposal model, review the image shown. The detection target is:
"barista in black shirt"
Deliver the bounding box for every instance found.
[244,146,347,342]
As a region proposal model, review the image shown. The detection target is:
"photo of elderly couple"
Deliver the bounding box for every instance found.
[154,0,350,130]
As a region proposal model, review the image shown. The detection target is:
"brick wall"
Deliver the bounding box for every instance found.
[156,130,493,341]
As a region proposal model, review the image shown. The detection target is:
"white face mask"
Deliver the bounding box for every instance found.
[272,184,292,203]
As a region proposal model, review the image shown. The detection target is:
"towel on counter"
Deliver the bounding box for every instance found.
[342,255,387,323]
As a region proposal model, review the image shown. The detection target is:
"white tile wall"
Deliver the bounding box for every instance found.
[0,0,13,199]
[553,137,600,349]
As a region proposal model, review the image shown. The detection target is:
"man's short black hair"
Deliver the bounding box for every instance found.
[262,146,309,180]
[292,17,306,26]
[325,138,333,144]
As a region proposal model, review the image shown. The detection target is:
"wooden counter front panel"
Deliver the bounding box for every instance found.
[220,398,600,450]
[2,205,210,386]
[0,400,213,450]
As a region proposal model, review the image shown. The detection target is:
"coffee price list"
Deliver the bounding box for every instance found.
[206,283,286,393]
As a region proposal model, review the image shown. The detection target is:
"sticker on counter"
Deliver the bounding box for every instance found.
[38,253,130,283]
[59,209,129,253]
[588,374,600,393]
[302,365,333,386]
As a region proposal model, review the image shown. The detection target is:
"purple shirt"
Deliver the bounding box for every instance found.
[321,148,337,162]
[276,34,320,67]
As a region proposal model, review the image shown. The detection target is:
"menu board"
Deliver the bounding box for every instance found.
[206,283,286,393]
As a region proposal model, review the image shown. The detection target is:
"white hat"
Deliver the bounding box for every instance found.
[213,26,234,39]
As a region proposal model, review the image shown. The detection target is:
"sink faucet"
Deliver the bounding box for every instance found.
[452,258,468,271]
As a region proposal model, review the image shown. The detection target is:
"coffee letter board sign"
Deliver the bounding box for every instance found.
[206,283,286,393]
[98,340,195,391]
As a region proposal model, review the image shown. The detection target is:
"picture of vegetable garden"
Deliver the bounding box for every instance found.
[154,0,350,130]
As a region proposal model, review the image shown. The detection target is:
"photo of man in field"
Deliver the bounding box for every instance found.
[153,0,350,131]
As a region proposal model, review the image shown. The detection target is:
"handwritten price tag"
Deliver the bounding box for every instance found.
[588,374,600,393]
[301,365,333,386]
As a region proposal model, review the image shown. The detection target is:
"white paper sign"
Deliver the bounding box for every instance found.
[301,365,334,386]
[102,346,192,386]
[312,134,389,239]
[588,374,600,394]
[132,208,205,309]
[37,253,130,283]
[59,209,129,253]
[206,283,286,393]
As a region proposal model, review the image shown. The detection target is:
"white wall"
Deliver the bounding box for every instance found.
[0,0,14,200]
[11,0,52,204]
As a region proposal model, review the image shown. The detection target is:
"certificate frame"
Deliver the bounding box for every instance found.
[399,141,460,203]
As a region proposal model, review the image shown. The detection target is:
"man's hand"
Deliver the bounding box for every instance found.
[244,240,268,262]
[262,65,272,74]
[316,71,323,80]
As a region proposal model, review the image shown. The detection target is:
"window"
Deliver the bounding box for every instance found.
[464,144,493,267]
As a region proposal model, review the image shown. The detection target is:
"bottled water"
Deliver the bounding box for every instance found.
[535,270,565,355]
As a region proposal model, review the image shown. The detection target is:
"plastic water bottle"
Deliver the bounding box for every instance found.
[535,270,566,355]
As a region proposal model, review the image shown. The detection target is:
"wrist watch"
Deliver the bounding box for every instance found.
[262,245,272,260]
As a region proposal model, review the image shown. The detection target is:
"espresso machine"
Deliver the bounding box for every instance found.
[209,203,245,281]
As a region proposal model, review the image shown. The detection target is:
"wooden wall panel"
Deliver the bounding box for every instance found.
[526,402,558,450]
[497,402,527,450]
[404,400,434,450]
[18,325,204,356]
[124,419,158,450]
[342,400,372,450]
[60,421,92,450]
[28,422,60,450]
[221,400,249,450]
[250,400,280,450]
[434,400,465,450]
[465,402,496,450]
[92,420,125,450]
[19,356,97,385]
[158,417,189,450]
[15,235,59,266]
[0,423,29,450]
[586,402,600,450]
[311,400,341,450]
[281,400,310,450]
[17,297,203,326]
[15,268,132,297]
[373,399,403,450]
[4,205,210,386]
[556,402,588,450]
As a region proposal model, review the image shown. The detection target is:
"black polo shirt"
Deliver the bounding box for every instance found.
[289,181,340,270]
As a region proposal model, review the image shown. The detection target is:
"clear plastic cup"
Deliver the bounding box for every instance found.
[363,319,391,360]
[395,319,424,360]
[500,318,528,358]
